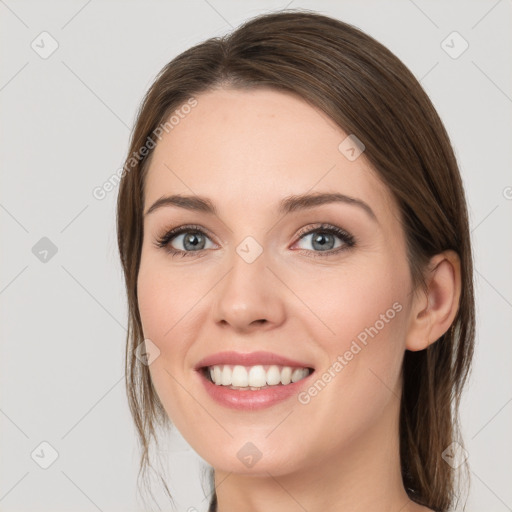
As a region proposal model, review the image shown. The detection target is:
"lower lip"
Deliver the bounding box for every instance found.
[197,369,314,410]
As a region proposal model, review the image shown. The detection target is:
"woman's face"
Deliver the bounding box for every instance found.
[138,87,417,476]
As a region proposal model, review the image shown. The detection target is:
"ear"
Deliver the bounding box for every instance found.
[405,250,462,351]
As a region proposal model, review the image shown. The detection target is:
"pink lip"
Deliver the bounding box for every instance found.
[196,368,314,411]
[194,351,315,411]
[194,350,313,370]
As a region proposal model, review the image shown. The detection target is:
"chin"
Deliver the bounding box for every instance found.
[198,436,307,477]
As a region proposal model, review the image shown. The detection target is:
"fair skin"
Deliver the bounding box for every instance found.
[137,87,461,512]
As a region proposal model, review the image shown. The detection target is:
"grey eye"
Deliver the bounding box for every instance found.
[296,231,344,252]
[170,232,214,252]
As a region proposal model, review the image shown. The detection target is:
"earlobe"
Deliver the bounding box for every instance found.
[405,250,461,352]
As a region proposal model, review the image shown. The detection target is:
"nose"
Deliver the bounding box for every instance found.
[212,246,286,333]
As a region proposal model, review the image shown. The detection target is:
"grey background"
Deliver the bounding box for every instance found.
[1,1,511,511]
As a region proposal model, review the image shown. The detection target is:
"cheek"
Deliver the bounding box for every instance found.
[299,257,409,400]
[136,258,194,411]
[137,263,169,340]
[282,265,409,461]
[293,256,406,345]
[136,260,196,425]
[137,254,200,343]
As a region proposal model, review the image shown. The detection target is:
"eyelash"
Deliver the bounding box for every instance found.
[154,223,356,259]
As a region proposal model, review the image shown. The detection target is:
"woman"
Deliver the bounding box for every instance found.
[117,10,475,512]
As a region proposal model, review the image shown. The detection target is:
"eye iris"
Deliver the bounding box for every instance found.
[183,232,205,251]
[312,232,335,251]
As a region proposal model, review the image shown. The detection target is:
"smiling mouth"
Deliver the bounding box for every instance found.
[200,364,315,391]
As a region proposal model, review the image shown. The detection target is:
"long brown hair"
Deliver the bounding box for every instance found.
[117,10,475,512]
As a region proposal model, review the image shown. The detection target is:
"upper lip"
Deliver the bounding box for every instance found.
[195,351,314,370]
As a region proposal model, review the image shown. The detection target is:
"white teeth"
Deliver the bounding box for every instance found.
[266,365,281,385]
[248,365,267,387]
[206,364,311,388]
[232,365,249,387]
[280,366,292,385]
[213,365,222,385]
[291,368,306,383]
[221,365,232,386]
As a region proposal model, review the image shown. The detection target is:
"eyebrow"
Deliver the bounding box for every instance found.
[144,192,377,222]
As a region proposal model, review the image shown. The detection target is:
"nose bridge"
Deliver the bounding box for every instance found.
[212,235,284,330]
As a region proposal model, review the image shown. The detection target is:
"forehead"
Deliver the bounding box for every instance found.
[144,87,398,222]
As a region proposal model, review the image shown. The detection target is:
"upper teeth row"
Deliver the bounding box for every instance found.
[209,365,310,387]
